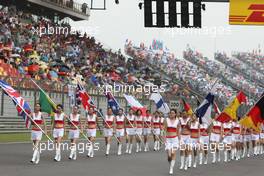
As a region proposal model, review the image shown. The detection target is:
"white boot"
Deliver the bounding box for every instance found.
[212,152,216,163]
[184,156,188,170]
[57,149,61,161]
[31,149,38,163]
[193,156,197,168]
[54,149,59,161]
[125,143,129,153]
[188,155,192,168]
[204,154,208,165]
[169,160,175,175]
[253,146,257,155]
[70,145,76,160]
[231,149,235,160]
[129,144,133,154]
[228,151,231,162]
[136,143,139,153]
[69,148,74,159]
[157,141,160,150]
[117,144,122,155]
[71,145,77,160]
[179,156,184,170]
[139,143,142,152]
[257,145,260,155]
[154,141,157,151]
[242,147,246,158]
[199,153,203,165]
[106,144,110,156]
[87,145,92,157]
[35,150,40,164]
[247,148,250,157]
[217,151,221,162]
[236,149,240,160]
[144,142,149,152]
[224,150,228,162]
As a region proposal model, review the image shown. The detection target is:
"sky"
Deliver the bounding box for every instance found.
[72,0,264,59]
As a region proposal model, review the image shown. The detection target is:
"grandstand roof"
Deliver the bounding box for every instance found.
[0,0,90,21]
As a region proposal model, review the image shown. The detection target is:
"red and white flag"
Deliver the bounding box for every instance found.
[76,83,95,111]
[123,94,146,115]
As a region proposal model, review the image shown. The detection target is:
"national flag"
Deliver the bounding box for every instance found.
[105,91,119,115]
[216,91,247,123]
[39,89,56,116]
[0,80,31,128]
[195,93,214,125]
[182,98,193,115]
[149,93,170,114]
[91,75,99,87]
[123,94,146,115]
[240,95,264,131]
[76,83,95,111]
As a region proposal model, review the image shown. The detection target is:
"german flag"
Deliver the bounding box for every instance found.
[240,95,264,131]
[182,99,193,115]
[216,91,247,122]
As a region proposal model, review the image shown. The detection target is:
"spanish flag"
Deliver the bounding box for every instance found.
[182,99,193,115]
[216,91,247,123]
[240,95,264,131]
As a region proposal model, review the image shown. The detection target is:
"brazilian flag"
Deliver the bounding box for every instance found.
[39,90,57,123]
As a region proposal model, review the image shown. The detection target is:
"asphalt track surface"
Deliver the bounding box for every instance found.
[0,140,263,176]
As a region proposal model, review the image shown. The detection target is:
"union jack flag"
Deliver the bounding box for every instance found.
[76,83,95,111]
[0,80,31,128]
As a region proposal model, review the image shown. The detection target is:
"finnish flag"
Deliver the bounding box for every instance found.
[150,93,170,114]
[195,93,215,125]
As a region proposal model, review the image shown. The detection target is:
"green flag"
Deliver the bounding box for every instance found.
[39,89,57,116]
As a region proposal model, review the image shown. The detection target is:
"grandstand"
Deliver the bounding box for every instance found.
[0,0,262,135]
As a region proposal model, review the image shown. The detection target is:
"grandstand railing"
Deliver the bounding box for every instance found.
[0,76,155,115]
[40,0,90,15]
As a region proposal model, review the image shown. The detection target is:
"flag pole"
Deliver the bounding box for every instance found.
[30,78,92,144]
[1,88,53,143]
[77,80,121,143]
[143,120,165,144]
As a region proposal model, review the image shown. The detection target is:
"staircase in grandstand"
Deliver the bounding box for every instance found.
[0,116,104,134]
[0,116,30,133]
